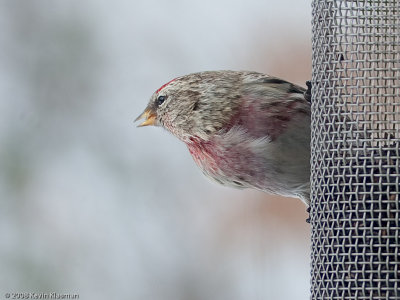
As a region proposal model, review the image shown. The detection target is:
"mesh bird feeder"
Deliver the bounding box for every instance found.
[310,0,400,299]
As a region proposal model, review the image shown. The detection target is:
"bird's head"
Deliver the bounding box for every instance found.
[135,71,242,143]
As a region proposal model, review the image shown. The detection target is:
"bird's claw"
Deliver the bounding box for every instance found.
[306,206,311,223]
[304,81,312,103]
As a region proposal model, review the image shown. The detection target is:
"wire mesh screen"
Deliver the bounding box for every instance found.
[311,0,400,299]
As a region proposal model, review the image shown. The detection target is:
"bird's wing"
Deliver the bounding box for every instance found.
[237,76,310,141]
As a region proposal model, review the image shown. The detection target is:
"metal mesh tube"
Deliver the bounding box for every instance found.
[310,1,400,299]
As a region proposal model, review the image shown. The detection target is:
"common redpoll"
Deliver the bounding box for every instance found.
[136,71,311,205]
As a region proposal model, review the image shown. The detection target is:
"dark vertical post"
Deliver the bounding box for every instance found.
[310,1,400,299]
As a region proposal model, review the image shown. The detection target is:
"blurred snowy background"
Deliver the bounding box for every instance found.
[0,1,311,299]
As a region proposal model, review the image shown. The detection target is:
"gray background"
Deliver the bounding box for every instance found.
[0,1,311,299]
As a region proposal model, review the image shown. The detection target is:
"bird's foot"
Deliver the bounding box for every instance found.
[306,206,311,223]
[304,81,312,103]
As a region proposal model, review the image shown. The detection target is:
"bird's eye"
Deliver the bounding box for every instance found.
[157,96,166,106]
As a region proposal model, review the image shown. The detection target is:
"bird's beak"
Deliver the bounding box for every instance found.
[135,108,156,127]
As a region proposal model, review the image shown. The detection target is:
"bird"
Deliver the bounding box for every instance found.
[136,71,311,205]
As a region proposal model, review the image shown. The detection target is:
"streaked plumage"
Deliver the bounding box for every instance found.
[136,71,311,204]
